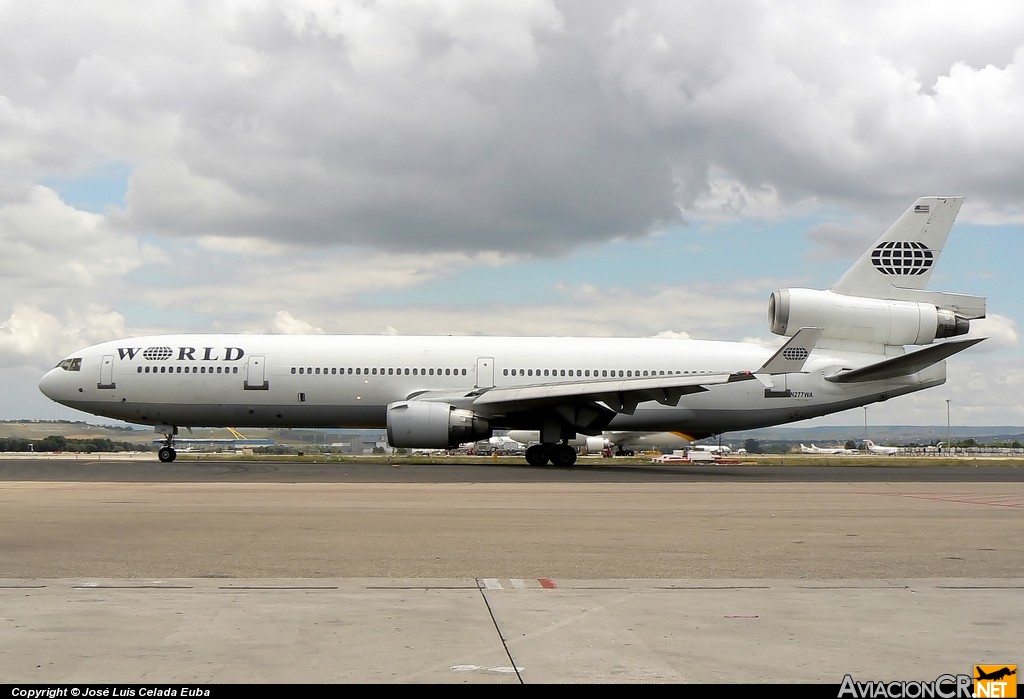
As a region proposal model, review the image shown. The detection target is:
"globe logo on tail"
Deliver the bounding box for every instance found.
[871,241,934,276]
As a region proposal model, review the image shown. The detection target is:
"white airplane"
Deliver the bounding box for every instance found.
[467,435,527,454]
[39,196,986,468]
[690,443,731,454]
[799,443,855,455]
[864,439,900,455]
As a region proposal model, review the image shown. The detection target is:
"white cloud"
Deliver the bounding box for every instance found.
[4,1,1024,252]
[968,314,1018,351]
[271,310,324,335]
[0,186,158,299]
[0,304,127,368]
[0,306,63,366]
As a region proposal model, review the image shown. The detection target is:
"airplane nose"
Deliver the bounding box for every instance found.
[38,368,65,401]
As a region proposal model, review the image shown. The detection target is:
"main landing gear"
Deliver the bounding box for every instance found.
[524,442,578,467]
[156,425,178,463]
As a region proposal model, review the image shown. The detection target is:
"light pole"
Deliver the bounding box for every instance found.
[946,399,951,454]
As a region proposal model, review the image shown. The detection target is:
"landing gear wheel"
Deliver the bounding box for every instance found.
[525,444,550,466]
[551,443,578,467]
[158,446,177,463]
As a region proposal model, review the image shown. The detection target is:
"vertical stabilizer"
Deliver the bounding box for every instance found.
[767,195,985,345]
[831,196,964,299]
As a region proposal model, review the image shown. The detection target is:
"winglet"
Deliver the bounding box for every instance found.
[756,327,822,375]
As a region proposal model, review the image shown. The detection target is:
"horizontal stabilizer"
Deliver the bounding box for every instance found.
[756,327,822,374]
[882,289,986,320]
[825,337,985,383]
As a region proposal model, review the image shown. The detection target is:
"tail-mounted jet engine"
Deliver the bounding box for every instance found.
[386,401,492,449]
[768,288,970,346]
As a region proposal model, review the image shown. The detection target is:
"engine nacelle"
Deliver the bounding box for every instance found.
[386,401,492,449]
[768,288,970,346]
[584,436,610,452]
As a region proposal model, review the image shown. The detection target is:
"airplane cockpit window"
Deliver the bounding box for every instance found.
[56,358,82,372]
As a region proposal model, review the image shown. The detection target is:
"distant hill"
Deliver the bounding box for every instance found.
[0,421,264,445]
[0,420,147,442]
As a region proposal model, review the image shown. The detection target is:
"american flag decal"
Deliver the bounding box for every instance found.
[914,204,929,213]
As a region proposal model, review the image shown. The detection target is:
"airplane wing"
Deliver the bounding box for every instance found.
[399,377,717,438]
[470,371,747,414]
[825,337,984,384]
[402,371,758,442]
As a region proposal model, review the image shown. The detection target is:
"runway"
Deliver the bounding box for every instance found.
[1,457,1022,684]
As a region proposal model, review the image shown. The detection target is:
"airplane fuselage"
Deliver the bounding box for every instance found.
[39,332,944,436]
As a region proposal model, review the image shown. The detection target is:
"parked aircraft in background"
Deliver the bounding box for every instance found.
[864,439,900,455]
[506,429,706,455]
[468,435,527,454]
[690,443,731,454]
[799,443,856,455]
[39,196,985,468]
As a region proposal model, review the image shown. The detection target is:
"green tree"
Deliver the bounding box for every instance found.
[37,435,69,452]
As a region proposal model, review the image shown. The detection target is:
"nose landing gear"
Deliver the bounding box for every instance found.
[156,425,178,463]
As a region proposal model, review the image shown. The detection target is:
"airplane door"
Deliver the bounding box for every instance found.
[476,357,494,389]
[764,373,789,397]
[245,355,269,390]
[98,355,116,389]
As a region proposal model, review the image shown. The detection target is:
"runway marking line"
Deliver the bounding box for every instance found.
[480,578,558,589]
[888,492,1024,509]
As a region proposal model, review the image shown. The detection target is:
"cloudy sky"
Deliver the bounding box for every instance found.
[2,0,1022,430]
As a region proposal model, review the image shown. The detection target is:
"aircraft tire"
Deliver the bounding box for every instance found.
[551,444,578,467]
[525,444,550,467]
[158,447,177,463]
